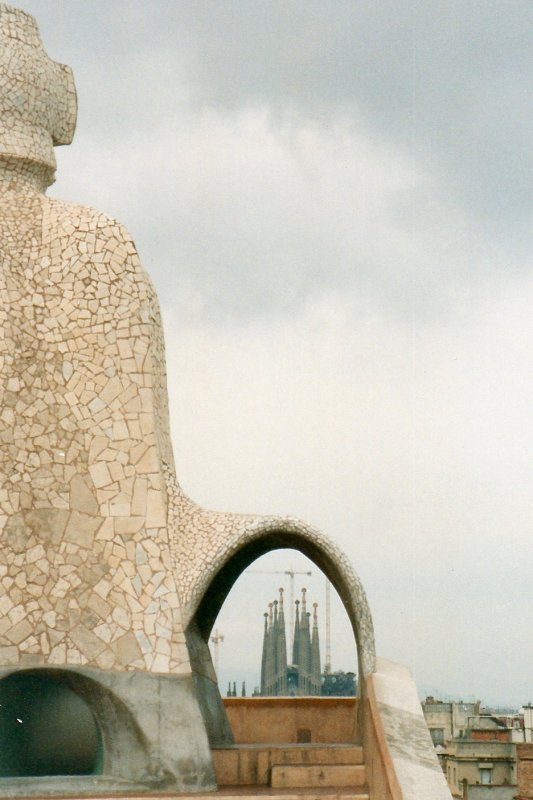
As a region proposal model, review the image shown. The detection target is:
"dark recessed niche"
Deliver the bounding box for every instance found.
[0,671,102,777]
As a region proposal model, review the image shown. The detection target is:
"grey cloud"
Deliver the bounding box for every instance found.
[24,0,531,325]
[158,1,532,244]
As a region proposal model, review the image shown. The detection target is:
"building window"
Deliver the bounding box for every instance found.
[479,768,492,784]
[430,728,445,746]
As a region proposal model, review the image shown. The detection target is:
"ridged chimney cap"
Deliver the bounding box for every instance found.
[0,4,77,179]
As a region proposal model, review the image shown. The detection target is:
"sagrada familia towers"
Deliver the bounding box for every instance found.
[0,5,456,800]
[260,589,321,697]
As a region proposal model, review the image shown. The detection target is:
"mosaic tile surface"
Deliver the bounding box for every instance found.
[0,3,375,679]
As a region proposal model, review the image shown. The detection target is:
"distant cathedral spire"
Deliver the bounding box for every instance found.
[311,602,321,692]
[260,611,269,695]
[292,598,301,667]
[260,585,321,696]
[299,588,312,693]
[276,588,288,693]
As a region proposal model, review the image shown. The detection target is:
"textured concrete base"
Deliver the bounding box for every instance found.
[186,623,234,748]
[0,666,216,795]
[0,777,142,797]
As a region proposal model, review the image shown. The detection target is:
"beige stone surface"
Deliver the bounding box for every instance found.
[0,3,190,675]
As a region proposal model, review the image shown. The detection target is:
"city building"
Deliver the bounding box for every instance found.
[444,716,516,796]
[516,743,533,799]
[423,697,481,745]
[423,700,522,798]
[523,705,533,743]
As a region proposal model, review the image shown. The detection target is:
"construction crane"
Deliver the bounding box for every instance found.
[210,628,224,680]
[246,567,312,646]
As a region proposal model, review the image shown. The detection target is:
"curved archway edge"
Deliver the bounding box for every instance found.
[189,519,376,680]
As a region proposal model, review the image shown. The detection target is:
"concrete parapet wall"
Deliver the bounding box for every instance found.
[223,696,358,744]
[467,787,516,800]
[364,658,452,800]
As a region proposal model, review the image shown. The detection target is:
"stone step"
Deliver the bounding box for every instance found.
[213,745,364,787]
[213,793,369,800]
[193,793,370,800]
[270,764,366,790]
[0,792,370,800]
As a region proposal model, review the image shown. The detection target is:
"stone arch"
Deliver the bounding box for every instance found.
[189,518,376,681]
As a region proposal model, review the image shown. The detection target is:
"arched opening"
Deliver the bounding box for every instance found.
[186,522,374,751]
[0,671,103,777]
[209,550,357,699]
[191,525,374,681]
[209,549,359,750]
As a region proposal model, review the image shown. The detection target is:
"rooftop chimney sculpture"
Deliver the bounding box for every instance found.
[0,4,375,794]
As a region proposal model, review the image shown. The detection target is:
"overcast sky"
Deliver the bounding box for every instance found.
[22,0,532,707]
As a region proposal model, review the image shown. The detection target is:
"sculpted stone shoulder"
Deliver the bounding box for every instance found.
[42,200,154,326]
[0,4,186,678]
